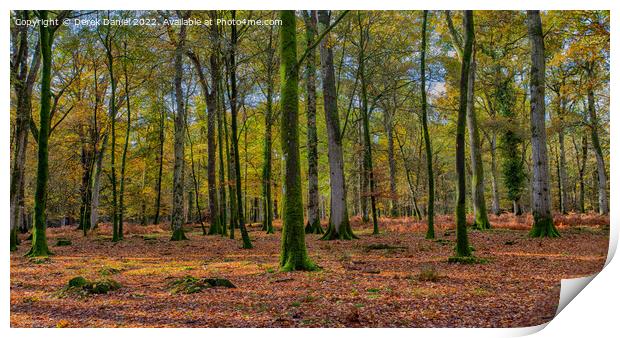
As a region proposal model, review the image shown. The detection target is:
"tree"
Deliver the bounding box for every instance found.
[99,12,121,242]
[170,11,189,241]
[445,10,490,229]
[527,10,560,238]
[419,10,435,239]
[303,10,323,235]
[26,10,70,257]
[357,11,379,235]
[186,11,222,235]
[10,10,40,251]
[318,10,357,240]
[278,10,316,271]
[260,16,277,235]
[226,10,252,248]
[153,94,165,225]
[453,10,474,258]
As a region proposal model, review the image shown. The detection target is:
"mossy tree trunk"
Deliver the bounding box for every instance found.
[27,10,55,257]
[420,10,435,240]
[318,10,357,240]
[11,10,40,251]
[278,10,316,271]
[454,10,474,258]
[445,11,491,230]
[527,10,560,238]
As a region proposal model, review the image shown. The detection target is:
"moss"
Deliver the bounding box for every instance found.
[99,266,122,276]
[56,276,121,298]
[321,218,358,240]
[305,219,324,234]
[55,238,72,246]
[167,276,236,294]
[68,276,87,288]
[529,215,561,238]
[170,228,189,241]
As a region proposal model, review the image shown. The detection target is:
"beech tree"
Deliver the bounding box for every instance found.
[527,10,560,238]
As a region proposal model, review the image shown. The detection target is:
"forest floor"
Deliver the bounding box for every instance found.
[10,213,609,328]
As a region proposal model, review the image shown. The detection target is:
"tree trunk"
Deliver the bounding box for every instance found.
[216,75,228,236]
[357,12,379,235]
[489,131,501,215]
[318,10,356,240]
[466,55,490,229]
[228,10,252,248]
[102,23,120,242]
[278,10,316,271]
[527,11,559,237]
[90,132,108,229]
[420,10,435,239]
[586,65,609,215]
[261,22,277,234]
[10,10,40,251]
[572,135,588,213]
[170,15,188,241]
[303,11,323,235]
[557,99,569,214]
[454,10,473,258]
[27,11,54,257]
[118,41,132,241]
[385,110,398,218]
[154,102,165,225]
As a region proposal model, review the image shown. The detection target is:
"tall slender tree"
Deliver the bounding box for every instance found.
[527,10,560,238]
[227,10,252,248]
[10,10,40,251]
[357,11,379,235]
[170,11,189,241]
[453,10,474,258]
[278,10,316,271]
[419,10,435,240]
[445,10,490,229]
[303,10,323,235]
[26,10,70,257]
[318,10,357,240]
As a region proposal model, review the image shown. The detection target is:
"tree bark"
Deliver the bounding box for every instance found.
[27,10,55,257]
[278,10,316,271]
[154,100,165,225]
[261,21,276,234]
[357,12,379,235]
[170,13,188,241]
[420,10,435,239]
[454,10,474,258]
[10,10,40,250]
[527,10,559,237]
[586,64,609,215]
[318,10,356,240]
[303,11,323,235]
[227,10,252,248]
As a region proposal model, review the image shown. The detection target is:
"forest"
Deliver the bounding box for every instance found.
[10,10,609,328]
